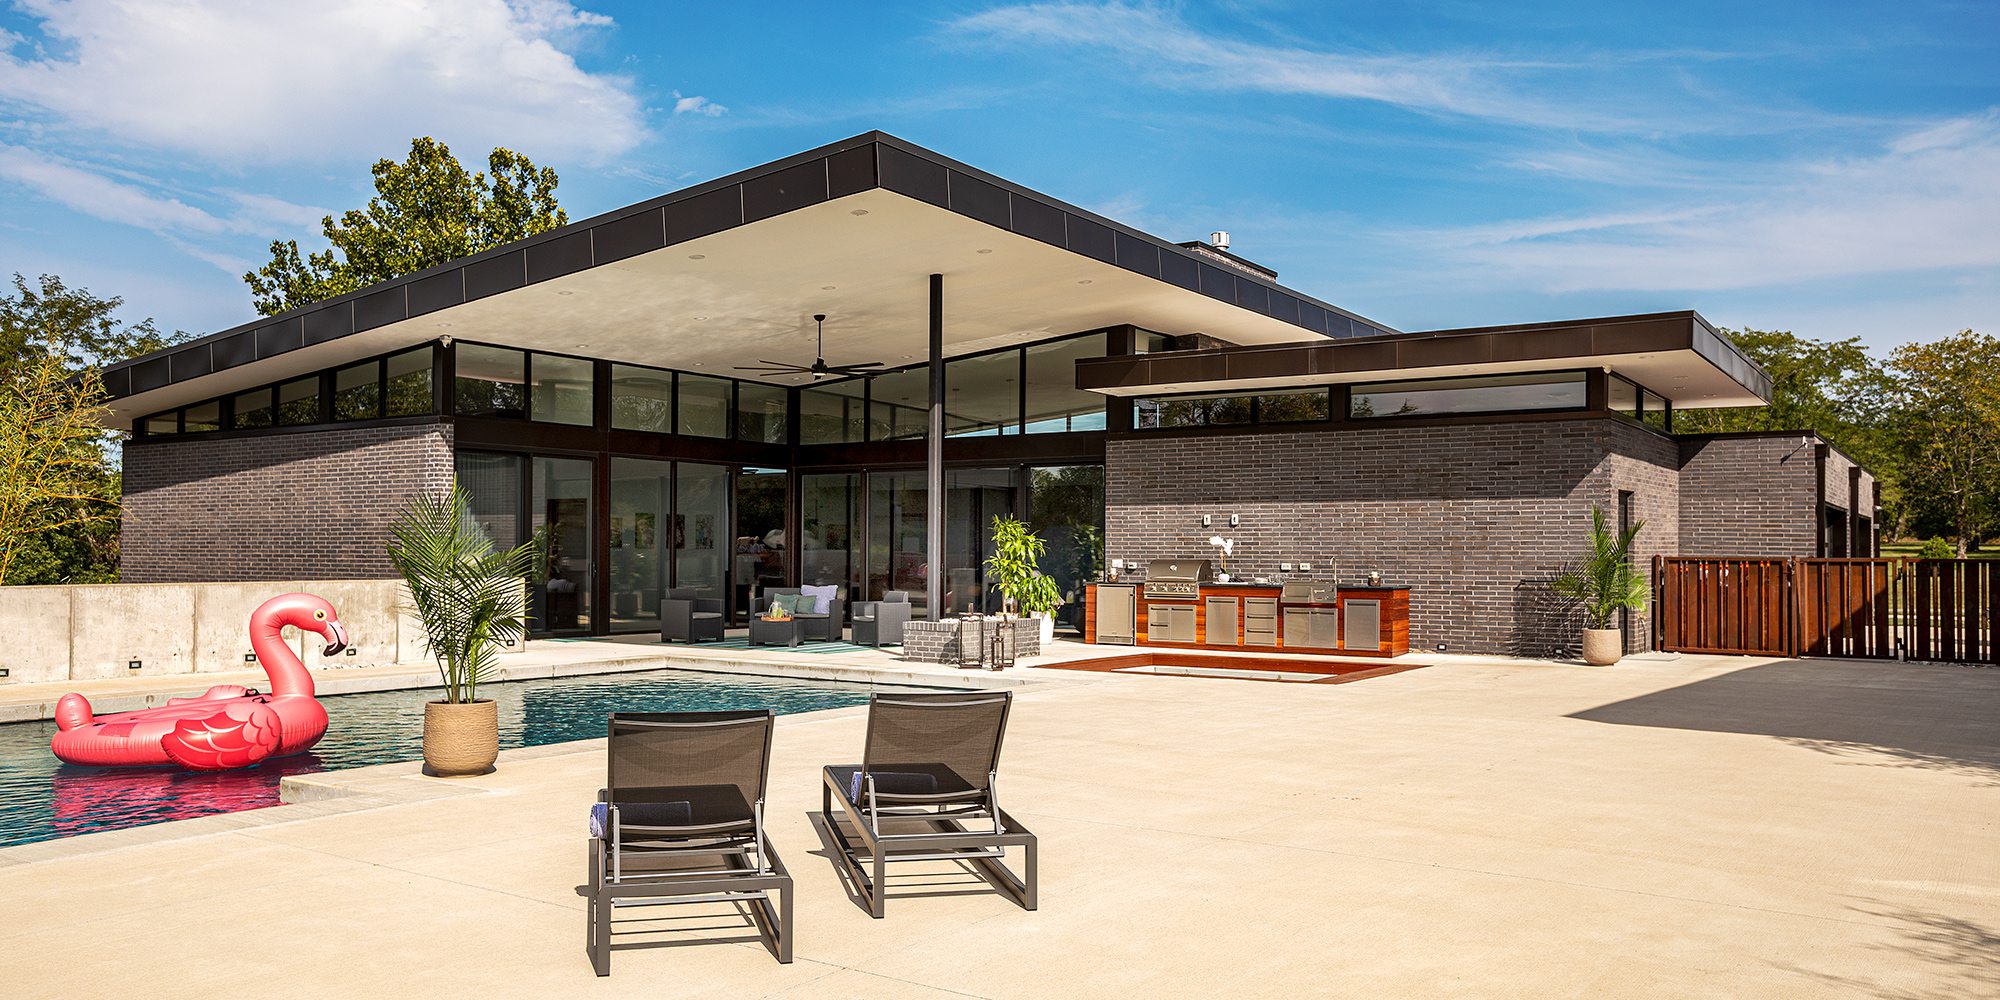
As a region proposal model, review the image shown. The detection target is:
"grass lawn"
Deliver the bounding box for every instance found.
[1879,539,2000,560]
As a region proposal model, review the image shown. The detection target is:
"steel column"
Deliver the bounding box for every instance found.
[926,273,945,618]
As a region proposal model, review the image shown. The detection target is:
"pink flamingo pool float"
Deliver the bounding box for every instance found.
[51,593,348,771]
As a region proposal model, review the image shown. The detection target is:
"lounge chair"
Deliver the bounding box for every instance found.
[659,588,725,644]
[851,590,912,647]
[754,587,846,641]
[587,711,793,973]
[818,691,1037,918]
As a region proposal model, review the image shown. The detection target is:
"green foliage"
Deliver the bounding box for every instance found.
[386,485,544,704]
[244,138,569,315]
[985,515,1062,617]
[1550,507,1650,630]
[0,343,119,582]
[1918,537,1957,560]
[1888,330,2000,557]
[0,274,185,584]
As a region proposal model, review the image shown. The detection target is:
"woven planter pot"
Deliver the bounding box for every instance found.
[423,699,498,777]
[1581,628,1624,666]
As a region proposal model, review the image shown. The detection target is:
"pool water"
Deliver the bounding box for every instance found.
[0,670,894,849]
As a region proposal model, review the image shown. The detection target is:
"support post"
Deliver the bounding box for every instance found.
[926,273,945,618]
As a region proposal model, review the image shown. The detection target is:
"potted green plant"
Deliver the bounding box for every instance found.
[1551,506,1649,666]
[387,485,542,776]
[986,515,1063,647]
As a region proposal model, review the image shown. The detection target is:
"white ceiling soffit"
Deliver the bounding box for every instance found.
[1094,350,1765,408]
[104,189,1326,424]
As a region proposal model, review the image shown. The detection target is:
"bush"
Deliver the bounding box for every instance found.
[1918,537,1956,559]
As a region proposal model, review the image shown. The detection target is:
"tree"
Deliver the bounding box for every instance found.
[1888,330,2000,557]
[0,274,181,583]
[1674,328,1904,532]
[0,342,119,582]
[244,137,569,315]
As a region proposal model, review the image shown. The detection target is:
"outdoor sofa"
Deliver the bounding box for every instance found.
[752,586,846,640]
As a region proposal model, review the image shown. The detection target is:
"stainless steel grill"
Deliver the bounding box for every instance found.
[1142,559,1212,601]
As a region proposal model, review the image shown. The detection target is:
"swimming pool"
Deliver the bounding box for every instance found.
[0,669,905,849]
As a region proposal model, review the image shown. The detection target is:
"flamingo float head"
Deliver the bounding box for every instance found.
[257,592,348,656]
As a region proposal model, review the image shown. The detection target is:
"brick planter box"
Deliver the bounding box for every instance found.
[903,616,1040,666]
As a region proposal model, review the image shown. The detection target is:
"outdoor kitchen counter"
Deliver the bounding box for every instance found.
[1083,582,1411,657]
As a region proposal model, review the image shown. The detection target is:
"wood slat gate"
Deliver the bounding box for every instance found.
[1656,556,1998,663]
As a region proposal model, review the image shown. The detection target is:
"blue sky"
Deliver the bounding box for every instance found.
[1,1,1995,352]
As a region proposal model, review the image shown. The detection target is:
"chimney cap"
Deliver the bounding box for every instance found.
[1209,230,1231,250]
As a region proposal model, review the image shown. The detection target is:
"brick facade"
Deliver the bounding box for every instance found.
[1105,416,1680,657]
[1677,434,1875,557]
[122,422,455,583]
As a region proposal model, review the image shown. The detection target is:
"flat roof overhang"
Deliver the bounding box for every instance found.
[97,132,1397,430]
[1073,311,1772,408]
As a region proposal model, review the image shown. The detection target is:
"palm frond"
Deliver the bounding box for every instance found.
[387,485,542,703]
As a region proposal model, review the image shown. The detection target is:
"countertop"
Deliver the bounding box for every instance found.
[1088,580,1413,592]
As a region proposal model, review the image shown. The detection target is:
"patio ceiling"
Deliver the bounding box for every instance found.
[97,132,1395,428]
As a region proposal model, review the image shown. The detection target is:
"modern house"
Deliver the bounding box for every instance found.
[99,132,1874,656]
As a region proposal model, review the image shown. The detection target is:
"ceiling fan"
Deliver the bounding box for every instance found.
[734,314,884,380]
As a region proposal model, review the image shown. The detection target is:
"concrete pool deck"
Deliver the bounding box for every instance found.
[3,652,1997,997]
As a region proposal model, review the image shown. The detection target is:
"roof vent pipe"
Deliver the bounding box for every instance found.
[1209,231,1230,251]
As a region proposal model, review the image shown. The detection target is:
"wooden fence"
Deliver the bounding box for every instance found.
[1654,557,1998,664]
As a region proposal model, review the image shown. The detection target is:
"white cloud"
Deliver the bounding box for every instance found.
[672,93,726,117]
[1409,112,2000,293]
[0,144,226,233]
[0,0,646,165]
[954,2,1654,133]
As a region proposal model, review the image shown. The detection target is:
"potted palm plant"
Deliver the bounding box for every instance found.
[387,486,542,776]
[1551,506,1649,666]
[986,515,1063,647]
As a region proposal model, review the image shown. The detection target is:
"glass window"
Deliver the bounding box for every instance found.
[678,373,731,438]
[231,390,273,430]
[332,361,381,420]
[532,456,594,632]
[142,413,178,435]
[455,451,522,552]
[1024,336,1107,433]
[1134,329,1177,354]
[530,353,593,426]
[1030,465,1106,634]
[869,366,929,441]
[385,348,433,417]
[454,345,526,419]
[800,473,860,596]
[678,462,731,609]
[1350,372,1587,418]
[1608,376,1639,417]
[867,470,929,617]
[183,399,221,433]
[1641,389,1669,431]
[276,377,321,426]
[608,458,672,631]
[947,350,1020,437]
[736,380,788,443]
[1134,393,1253,429]
[1256,388,1330,423]
[800,380,866,444]
[610,364,673,434]
[733,467,787,623]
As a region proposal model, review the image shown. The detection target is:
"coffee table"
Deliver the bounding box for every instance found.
[749,616,803,648]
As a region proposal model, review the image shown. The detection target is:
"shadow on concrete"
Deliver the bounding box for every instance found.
[1778,900,2000,999]
[1569,659,2000,783]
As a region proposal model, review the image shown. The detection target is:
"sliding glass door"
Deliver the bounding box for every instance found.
[531,456,594,634]
[608,459,671,631]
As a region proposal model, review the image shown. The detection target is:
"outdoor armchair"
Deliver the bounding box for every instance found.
[818,691,1037,918]
[587,711,793,973]
[659,588,725,644]
[851,590,912,647]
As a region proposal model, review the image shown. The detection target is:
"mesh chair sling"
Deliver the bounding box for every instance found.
[819,691,1038,918]
[588,711,792,973]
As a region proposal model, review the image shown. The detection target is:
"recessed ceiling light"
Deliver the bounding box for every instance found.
[850,209,870,217]
[1703,393,1716,397]
[555,290,573,296]
[822,285,836,290]
[976,248,993,255]
[902,355,914,360]
[574,343,588,349]
[1077,279,1092,285]
[693,316,707,321]
[436,322,452,329]
[688,253,706,260]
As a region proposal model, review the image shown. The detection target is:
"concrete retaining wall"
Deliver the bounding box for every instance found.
[0,579,425,685]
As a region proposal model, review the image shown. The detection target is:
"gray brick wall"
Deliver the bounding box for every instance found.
[122,423,455,583]
[1105,417,1680,657]
[1676,435,1817,556]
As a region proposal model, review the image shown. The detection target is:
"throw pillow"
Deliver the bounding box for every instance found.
[770,593,802,616]
[799,584,839,615]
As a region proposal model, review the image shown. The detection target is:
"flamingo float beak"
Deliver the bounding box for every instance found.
[321,620,349,657]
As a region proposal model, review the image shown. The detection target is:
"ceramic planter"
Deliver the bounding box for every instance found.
[1581,628,1624,666]
[423,699,499,776]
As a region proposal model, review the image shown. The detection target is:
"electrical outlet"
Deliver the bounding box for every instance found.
[1298,562,1312,572]
[244,653,258,663]
[128,660,143,670]
[1280,562,1293,572]
[1229,513,1240,527]
[1200,514,1212,527]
